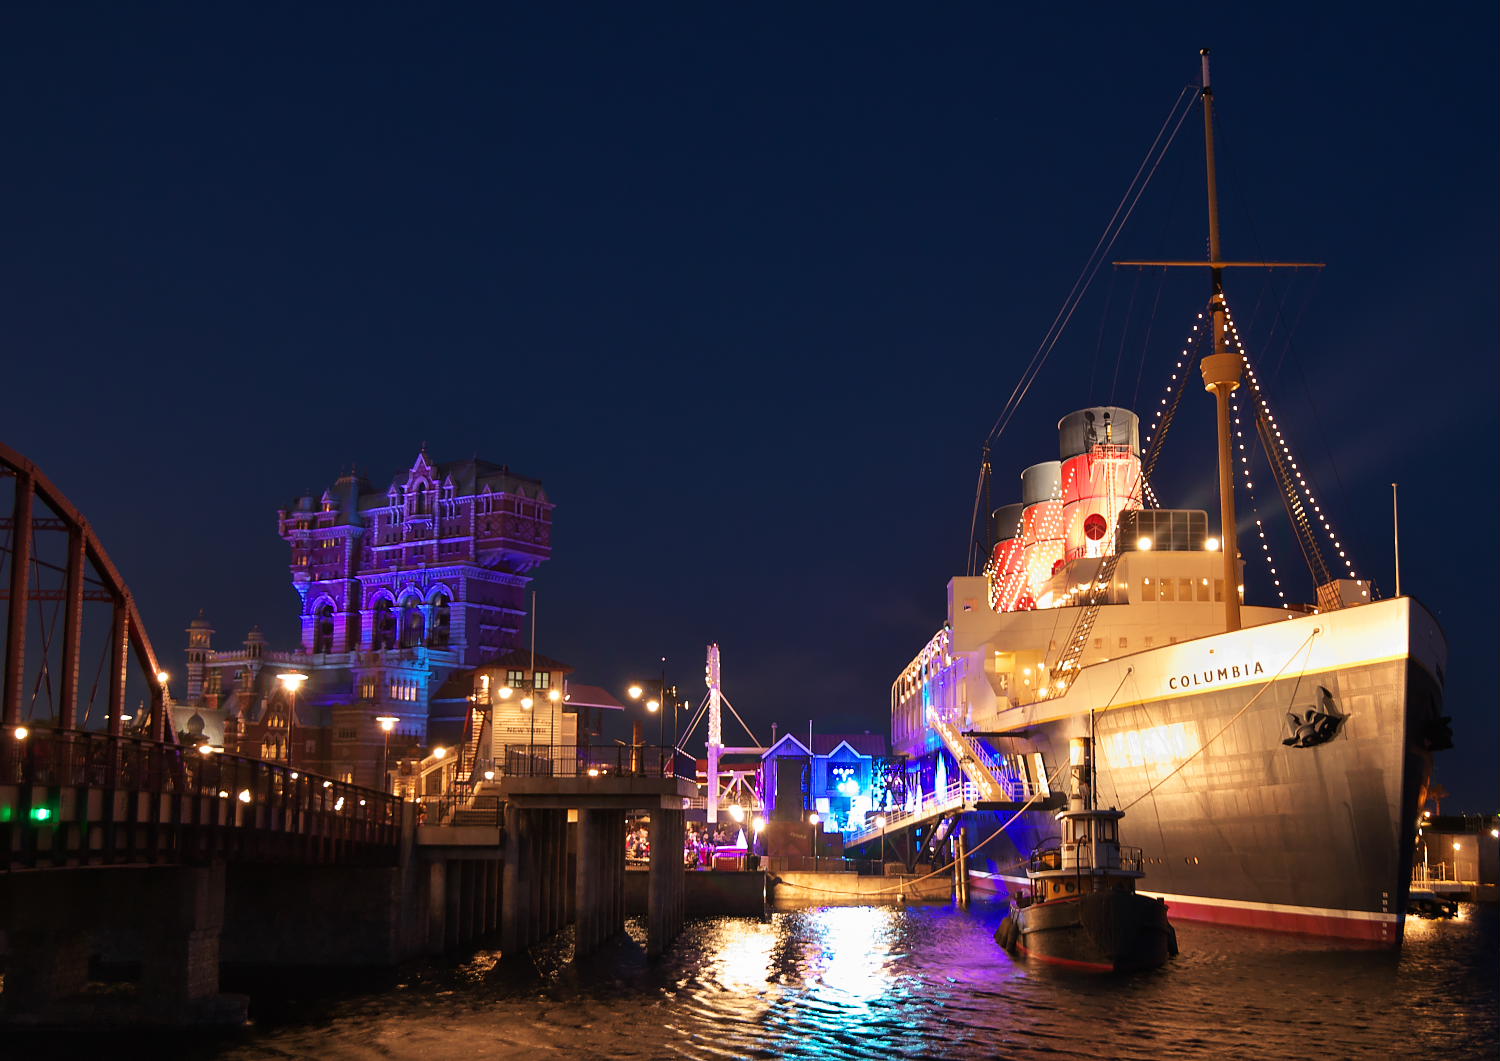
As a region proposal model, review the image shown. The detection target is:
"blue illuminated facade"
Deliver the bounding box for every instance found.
[174,451,553,787]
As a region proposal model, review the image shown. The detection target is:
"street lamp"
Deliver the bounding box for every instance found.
[625,661,677,750]
[276,672,309,767]
[875,813,888,870]
[808,812,821,870]
[548,687,562,747]
[376,715,399,793]
[521,692,535,752]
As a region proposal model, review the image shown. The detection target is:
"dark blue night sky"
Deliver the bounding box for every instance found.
[2,5,1494,807]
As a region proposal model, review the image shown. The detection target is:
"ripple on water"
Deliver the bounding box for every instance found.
[8,900,1497,1061]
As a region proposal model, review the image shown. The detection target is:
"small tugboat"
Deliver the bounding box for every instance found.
[996,735,1176,971]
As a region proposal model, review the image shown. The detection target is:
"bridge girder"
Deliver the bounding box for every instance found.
[0,442,166,739]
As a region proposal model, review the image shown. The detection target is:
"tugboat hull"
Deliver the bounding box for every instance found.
[998,891,1175,972]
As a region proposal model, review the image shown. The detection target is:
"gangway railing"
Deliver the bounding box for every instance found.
[846,779,968,846]
[926,705,1011,803]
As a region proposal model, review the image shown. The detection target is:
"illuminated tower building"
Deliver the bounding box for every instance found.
[179,451,554,787]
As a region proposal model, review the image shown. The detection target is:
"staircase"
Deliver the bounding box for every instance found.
[447,780,503,827]
[926,706,1009,802]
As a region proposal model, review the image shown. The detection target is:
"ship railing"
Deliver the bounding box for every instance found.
[1029,844,1144,875]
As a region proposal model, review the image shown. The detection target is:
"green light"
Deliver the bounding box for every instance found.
[29,807,52,823]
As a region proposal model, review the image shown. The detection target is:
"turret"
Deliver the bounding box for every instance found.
[185,609,214,702]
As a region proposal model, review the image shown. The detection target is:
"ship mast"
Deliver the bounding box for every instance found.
[1197,48,1243,632]
[1105,53,1324,638]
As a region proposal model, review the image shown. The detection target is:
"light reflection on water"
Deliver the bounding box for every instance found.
[22,899,1500,1060]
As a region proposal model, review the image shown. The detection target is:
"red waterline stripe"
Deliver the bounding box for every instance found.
[1158,899,1396,943]
[1015,940,1113,973]
[972,875,1396,944]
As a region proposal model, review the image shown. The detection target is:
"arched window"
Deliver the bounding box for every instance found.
[313,603,335,654]
[428,594,451,648]
[400,600,424,648]
[372,600,396,651]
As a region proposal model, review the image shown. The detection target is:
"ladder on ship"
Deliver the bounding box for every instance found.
[1046,345,1191,692]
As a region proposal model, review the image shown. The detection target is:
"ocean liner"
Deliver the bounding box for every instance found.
[881,54,1450,945]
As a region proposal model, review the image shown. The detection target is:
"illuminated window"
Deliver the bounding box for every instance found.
[1160,579,1175,602]
[1214,580,1224,602]
[1139,578,1155,601]
[1178,578,1193,601]
[1197,579,1211,602]
[534,670,551,690]
[507,669,525,687]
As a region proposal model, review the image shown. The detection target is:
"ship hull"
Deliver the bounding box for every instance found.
[997,890,1175,971]
[963,600,1447,947]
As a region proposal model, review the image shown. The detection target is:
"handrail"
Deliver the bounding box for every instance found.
[1028,843,1144,875]
[0,724,401,868]
[498,744,679,779]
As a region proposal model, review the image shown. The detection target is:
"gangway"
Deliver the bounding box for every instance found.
[845,774,1051,851]
[927,704,1014,804]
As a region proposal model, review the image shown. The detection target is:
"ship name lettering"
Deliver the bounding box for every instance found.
[1169,660,1265,690]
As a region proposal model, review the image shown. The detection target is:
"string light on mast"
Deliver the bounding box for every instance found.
[1221,298,1363,587]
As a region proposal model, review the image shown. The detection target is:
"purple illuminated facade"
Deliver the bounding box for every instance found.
[172,451,553,787]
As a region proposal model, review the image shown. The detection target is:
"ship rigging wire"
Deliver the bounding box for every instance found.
[965,84,1198,572]
[981,84,1198,450]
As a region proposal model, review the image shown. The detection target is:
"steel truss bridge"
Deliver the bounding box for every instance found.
[0,442,397,872]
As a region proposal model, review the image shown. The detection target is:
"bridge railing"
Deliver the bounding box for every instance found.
[499,744,679,779]
[0,725,400,869]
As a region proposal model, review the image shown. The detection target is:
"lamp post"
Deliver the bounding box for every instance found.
[751,815,766,869]
[376,715,399,792]
[154,670,171,742]
[547,687,562,749]
[626,663,678,764]
[875,814,888,871]
[808,812,820,870]
[276,672,309,768]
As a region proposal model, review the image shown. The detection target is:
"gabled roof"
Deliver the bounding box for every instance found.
[761,732,812,759]
[811,732,887,757]
[485,650,573,673]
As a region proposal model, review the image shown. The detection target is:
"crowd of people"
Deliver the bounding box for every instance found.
[626,819,747,867]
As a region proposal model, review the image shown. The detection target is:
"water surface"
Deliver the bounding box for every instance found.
[27,900,1500,1060]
